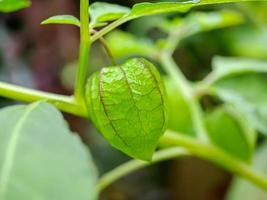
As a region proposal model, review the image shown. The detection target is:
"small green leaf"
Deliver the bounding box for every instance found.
[90,2,130,24]
[41,15,80,27]
[214,74,267,136]
[159,10,243,34]
[90,22,108,29]
[225,26,267,59]
[86,58,167,161]
[129,1,192,17]
[164,77,194,136]
[0,0,30,12]
[209,56,267,83]
[128,0,263,19]
[207,57,267,136]
[106,30,157,59]
[116,10,243,60]
[227,142,267,199]
[186,10,243,32]
[0,102,98,200]
[91,1,266,41]
[205,105,256,162]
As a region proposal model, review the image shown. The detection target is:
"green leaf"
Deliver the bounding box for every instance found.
[90,2,130,24]
[224,26,267,59]
[207,57,267,135]
[91,1,265,42]
[209,56,267,84]
[205,105,256,162]
[185,10,243,32]
[109,10,243,60]
[86,58,167,161]
[128,0,264,19]
[41,15,80,27]
[129,1,192,17]
[90,22,108,29]
[161,10,243,36]
[106,30,157,59]
[0,0,30,12]
[127,10,243,45]
[164,77,194,136]
[214,74,267,136]
[0,102,98,200]
[227,142,267,199]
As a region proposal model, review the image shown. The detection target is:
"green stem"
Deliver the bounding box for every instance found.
[75,0,91,105]
[91,17,131,43]
[90,29,116,65]
[0,1,91,117]
[98,147,189,191]
[161,131,267,190]
[0,81,87,117]
[159,53,209,142]
[193,81,220,100]
[99,37,117,66]
[98,130,267,192]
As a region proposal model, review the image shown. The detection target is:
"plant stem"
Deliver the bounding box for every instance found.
[91,17,131,43]
[98,37,117,65]
[161,131,267,190]
[90,29,116,65]
[159,53,209,142]
[98,147,189,191]
[0,81,87,117]
[75,0,91,105]
[98,130,267,192]
[0,0,91,117]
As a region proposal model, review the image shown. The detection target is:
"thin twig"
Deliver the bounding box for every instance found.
[91,29,117,65]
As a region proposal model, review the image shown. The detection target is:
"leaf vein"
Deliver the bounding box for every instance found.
[98,69,131,149]
[0,102,41,198]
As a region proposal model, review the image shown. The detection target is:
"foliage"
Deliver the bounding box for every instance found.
[206,57,267,135]
[164,77,194,136]
[41,15,80,27]
[227,142,267,199]
[205,105,256,162]
[86,58,167,161]
[1,0,267,199]
[0,102,98,200]
[0,0,30,12]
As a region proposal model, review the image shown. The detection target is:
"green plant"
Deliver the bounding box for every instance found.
[1,0,267,199]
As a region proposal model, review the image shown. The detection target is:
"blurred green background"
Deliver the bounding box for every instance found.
[0,1,267,199]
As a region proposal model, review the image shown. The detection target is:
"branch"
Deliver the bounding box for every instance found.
[98,147,189,191]
[98,130,267,192]
[159,53,209,142]
[0,81,87,117]
[91,17,130,43]
[91,29,117,65]
[161,131,267,191]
